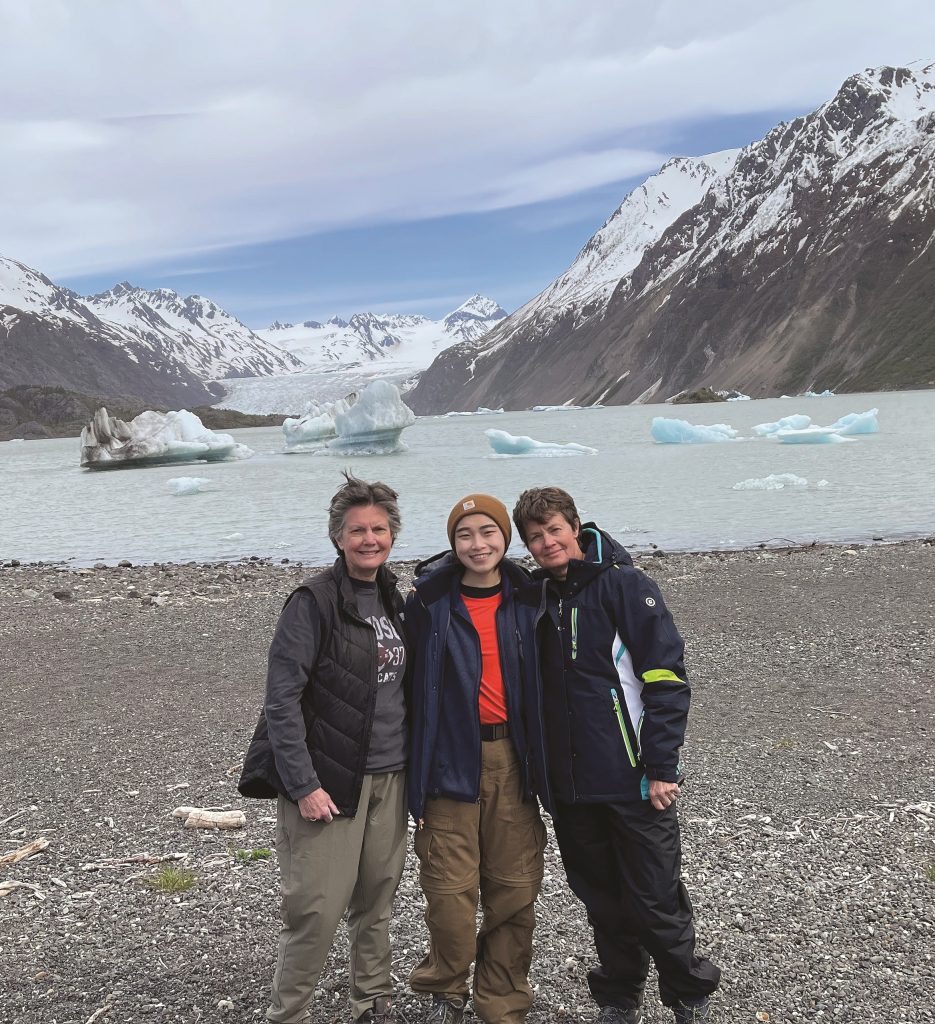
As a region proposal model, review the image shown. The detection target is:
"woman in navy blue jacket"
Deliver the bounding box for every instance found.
[405,494,545,1024]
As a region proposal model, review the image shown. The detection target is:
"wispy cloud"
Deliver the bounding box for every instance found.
[0,0,932,279]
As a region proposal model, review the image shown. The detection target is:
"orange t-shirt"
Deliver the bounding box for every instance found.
[461,585,508,725]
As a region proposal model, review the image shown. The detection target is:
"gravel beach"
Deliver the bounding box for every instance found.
[1,542,933,1024]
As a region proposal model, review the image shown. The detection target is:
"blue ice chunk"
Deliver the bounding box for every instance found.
[752,414,811,436]
[485,428,597,457]
[828,408,879,435]
[775,427,850,444]
[650,418,739,444]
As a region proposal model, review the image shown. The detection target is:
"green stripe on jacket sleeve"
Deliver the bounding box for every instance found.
[641,668,685,684]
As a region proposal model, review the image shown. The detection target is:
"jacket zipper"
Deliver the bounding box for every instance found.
[611,688,638,768]
[571,607,578,660]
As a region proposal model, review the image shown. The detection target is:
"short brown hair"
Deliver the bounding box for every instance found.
[328,471,402,552]
[512,486,580,543]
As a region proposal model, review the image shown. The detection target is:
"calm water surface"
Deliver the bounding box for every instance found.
[2,391,933,566]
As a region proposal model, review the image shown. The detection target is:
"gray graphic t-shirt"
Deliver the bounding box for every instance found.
[351,579,408,773]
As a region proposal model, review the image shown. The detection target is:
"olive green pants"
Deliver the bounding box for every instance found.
[410,739,546,1024]
[267,770,407,1023]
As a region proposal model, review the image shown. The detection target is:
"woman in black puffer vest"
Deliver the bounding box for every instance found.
[239,472,409,1024]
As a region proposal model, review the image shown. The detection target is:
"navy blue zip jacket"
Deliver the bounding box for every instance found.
[405,551,538,822]
[526,524,690,812]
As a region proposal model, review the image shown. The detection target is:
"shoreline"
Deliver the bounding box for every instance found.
[2,538,933,1022]
[3,529,934,575]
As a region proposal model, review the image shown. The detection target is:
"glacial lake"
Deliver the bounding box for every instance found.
[2,390,933,567]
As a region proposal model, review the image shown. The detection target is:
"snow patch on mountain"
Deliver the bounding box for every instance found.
[258,294,506,370]
[0,257,304,386]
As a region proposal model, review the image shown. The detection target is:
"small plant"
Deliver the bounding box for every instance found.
[923,863,935,883]
[234,847,272,863]
[773,736,795,750]
[145,865,196,893]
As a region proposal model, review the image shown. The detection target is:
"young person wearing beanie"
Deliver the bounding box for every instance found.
[406,494,545,1024]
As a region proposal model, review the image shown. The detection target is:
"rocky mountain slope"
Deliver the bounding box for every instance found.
[409,64,935,413]
[0,259,303,407]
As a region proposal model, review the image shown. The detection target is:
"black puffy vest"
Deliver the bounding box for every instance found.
[238,558,405,816]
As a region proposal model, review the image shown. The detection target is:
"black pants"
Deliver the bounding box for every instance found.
[552,800,720,1010]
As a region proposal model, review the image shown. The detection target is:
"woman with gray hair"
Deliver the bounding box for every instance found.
[240,471,409,1024]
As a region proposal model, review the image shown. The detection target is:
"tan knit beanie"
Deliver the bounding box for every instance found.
[447,494,512,548]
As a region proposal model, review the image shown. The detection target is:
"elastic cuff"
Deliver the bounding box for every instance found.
[645,766,681,782]
[289,781,321,801]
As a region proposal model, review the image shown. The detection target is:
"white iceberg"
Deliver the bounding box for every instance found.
[801,389,835,397]
[828,408,879,435]
[168,476,214,496]
[444,406,504,417]
[485,428,597,457]
[327,380,416,454]
[721,390,751,401]
[650,418,739,444]
[775,427,850,444]
[732,474,809,491]
[282,394,357,447]
[752,414,812,437]
[80,408,254,469]
[531,404,583,412]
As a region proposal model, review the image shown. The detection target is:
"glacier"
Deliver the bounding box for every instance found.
[650,418,739,444]
[80,408,254,469]
[326,380,416,454]
[485,428,597,457]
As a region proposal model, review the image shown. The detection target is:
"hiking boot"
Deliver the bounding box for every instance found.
[672,997,711,1024]
[595,1007,643,1024]
[426,994,466,1024]
[357,996,396,1023]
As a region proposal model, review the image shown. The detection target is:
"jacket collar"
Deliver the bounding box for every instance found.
[412,549,532,605]
[531,521,633,587]
[330,555,400,616]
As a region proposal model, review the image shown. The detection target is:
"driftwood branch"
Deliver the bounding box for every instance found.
[0,837,49,865]
[81,853,186,871]
[179,809,246,830]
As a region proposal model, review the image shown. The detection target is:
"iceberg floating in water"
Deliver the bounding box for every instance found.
[753,414,812,436]
[326,380,416,454]
[828,408,879,435]
[775,426,850,444]
[80,408,253,469]
[485,428,597,457]
[445,406,505,417]
[801,389,835,397]
[282,394,356,447]
[732,474,810,491]
[168,476,214,496]
[650,418,739,444]
[531,404,583,412]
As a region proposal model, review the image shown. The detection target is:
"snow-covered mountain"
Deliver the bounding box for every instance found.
[259,294,506,369]
[409,65,935,413]
[0,258,303,405]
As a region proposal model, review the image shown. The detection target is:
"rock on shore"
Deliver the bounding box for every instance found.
[1,542,933,1023]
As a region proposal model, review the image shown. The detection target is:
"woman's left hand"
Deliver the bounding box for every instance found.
[648,780,681,811]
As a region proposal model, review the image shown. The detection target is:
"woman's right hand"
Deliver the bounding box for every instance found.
[298,788,341,823]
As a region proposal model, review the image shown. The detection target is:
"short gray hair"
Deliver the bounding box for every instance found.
[327,471,402,552]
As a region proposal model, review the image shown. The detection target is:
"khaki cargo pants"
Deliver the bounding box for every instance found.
[410,739,546,1024]
[267,770,407,1023]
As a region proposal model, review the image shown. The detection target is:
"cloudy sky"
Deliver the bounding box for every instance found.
[2,1,933,326]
